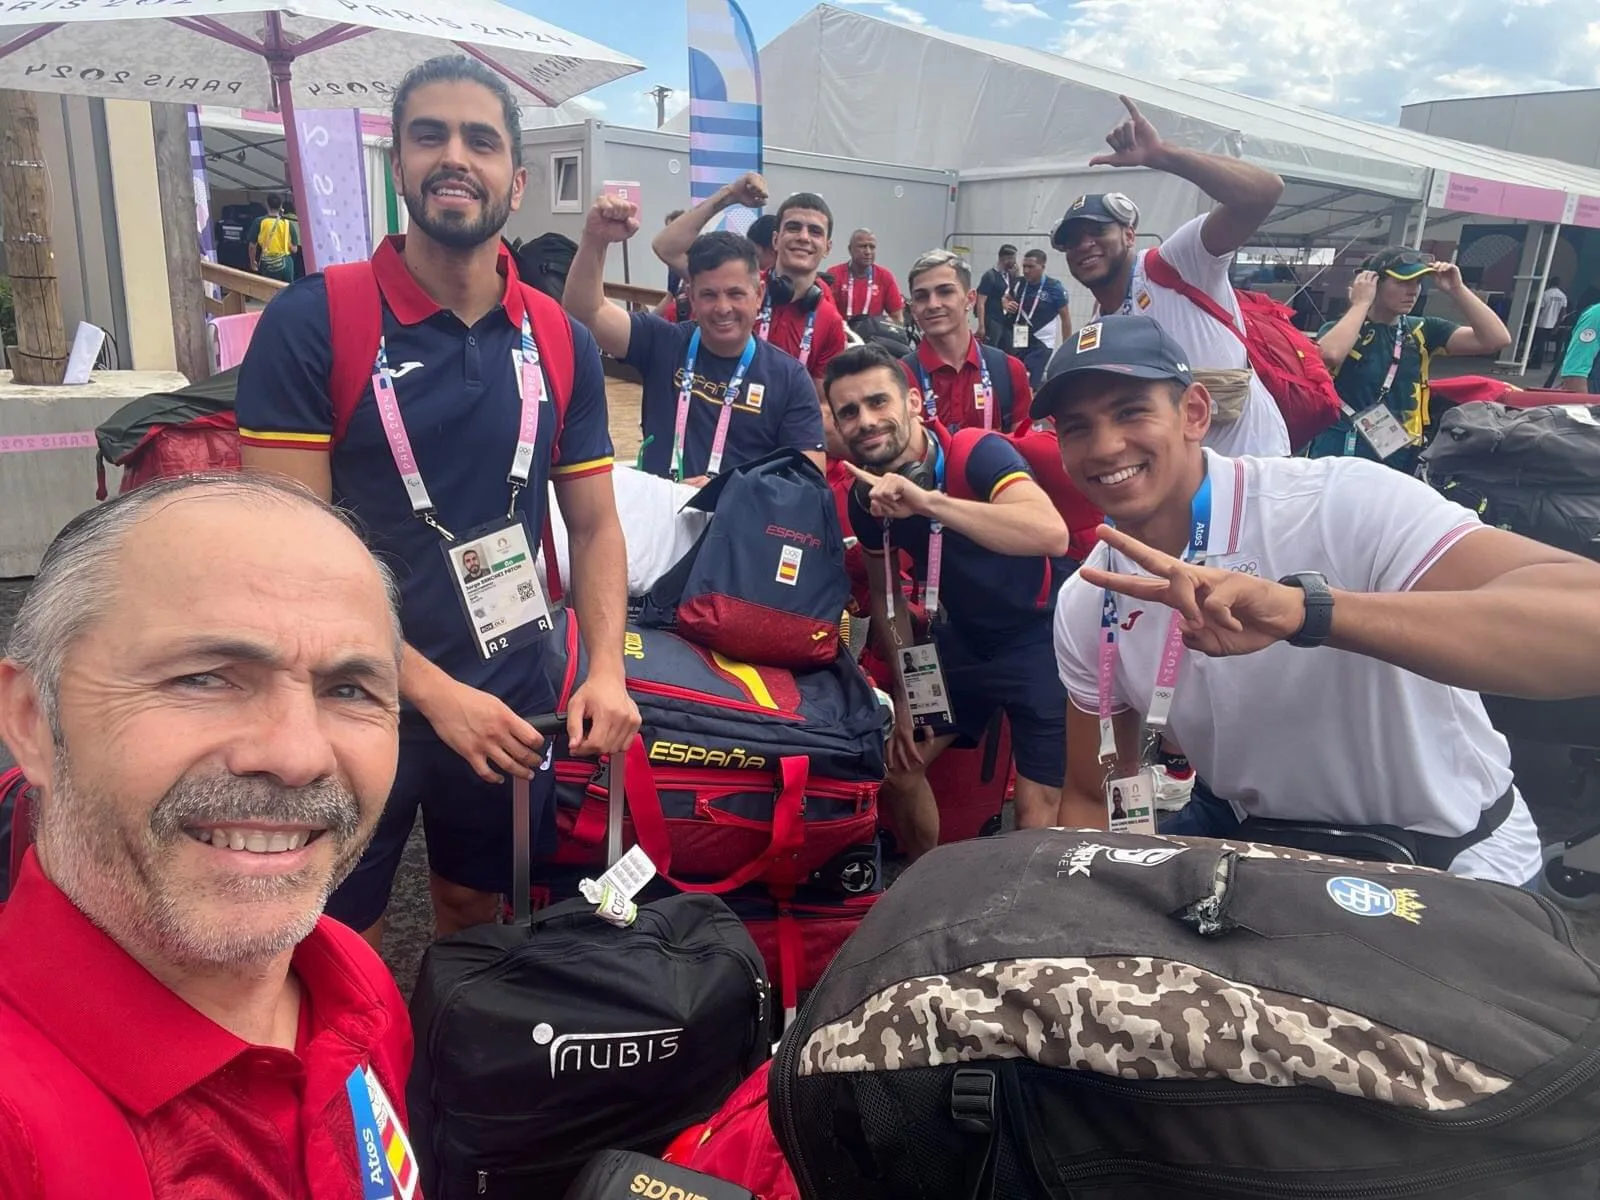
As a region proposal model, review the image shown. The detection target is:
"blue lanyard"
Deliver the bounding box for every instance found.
[916,349,994,430]
[757,299,820,368]
[673,328,757,480]
[345,1066,396,1200]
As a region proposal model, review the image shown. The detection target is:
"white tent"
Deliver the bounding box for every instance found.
[751,5,1600,367]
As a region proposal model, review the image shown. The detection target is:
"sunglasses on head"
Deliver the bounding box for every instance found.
[1368,252,1437,280]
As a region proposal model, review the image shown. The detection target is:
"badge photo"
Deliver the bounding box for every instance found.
[455,541,493,586]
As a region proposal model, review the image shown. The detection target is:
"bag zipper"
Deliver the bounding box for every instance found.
[631,677,805,722]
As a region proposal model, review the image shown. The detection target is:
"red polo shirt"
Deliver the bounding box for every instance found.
[899,333,1032,433]
[760,272,846,380]
[825,263,903,320]
[0,851,414,1199]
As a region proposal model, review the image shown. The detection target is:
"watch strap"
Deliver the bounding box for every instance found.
[1280,572,1334,648]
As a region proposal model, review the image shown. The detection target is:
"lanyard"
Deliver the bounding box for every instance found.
[372,313,544,541]
[756,298,820,368]
[1343,320,1408,456]
[1012,278,1044,324]
[916,348,995,431]
[345,1066,397,1200]
[881,521,945,624]
[673,328,757,480]
[845,268,878,318]
[1097,474,1212,762]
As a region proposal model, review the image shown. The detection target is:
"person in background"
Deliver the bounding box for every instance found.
[899,248,1032,433]
[0,474,415,1197]
[826,344,1073,858]
[1002,249,1069,388]
[1534,277,1568,367]
[1053,96,1290,457]
[248,193,300,283]
[565,195,825,484]
[1311,249,1510,472]
[746,213,779,275]
[653,173,848,386]
[827,228,906,325]
[976,244,1019,348]
[1039,315,1600,885]
[236,55,638,947]
[663,209,686,298]
[1557,299,1600,394]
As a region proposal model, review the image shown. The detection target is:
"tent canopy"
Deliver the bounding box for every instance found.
[753,5,1600,243]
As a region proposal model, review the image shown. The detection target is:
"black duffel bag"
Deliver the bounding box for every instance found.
[770,829,1600,1199]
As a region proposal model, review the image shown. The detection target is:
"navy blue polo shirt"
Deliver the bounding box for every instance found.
[850,430,1068,656]
[235,237,614,733]
[624,312,824,478]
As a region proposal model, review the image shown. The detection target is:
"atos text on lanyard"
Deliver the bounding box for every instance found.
[916,351,996,431]
[756,297,819,368]
[671,328,757,480]
[345,1065,419,1199]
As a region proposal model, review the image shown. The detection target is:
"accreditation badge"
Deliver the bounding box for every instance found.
[898,641,953,730]
[1105,770,1158,836]
[1352,403,1412,459]
[1011,321,1031,350]
[443,515,552,661]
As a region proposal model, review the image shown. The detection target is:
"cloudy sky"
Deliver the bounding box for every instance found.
[520,0,1600,128]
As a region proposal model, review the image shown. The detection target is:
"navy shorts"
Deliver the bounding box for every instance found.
[325,733,557,931]
[934,624,1066,788]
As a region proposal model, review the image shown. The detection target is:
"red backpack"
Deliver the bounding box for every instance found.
[943,425,1103,564]
[1142,249,1341,452]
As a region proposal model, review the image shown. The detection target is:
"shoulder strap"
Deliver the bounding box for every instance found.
[980,345,1016,429]
[323,261,384,445]
[943,427,986,501]
[1142,248,1248,345]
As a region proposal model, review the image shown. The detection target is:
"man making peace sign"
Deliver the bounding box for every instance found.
[1041,315,1600,885]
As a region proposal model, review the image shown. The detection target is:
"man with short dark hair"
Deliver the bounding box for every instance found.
[976,244,1018,348]
[568,195,825,484]
[825,343,1073,857]
[827,228,905,325]
[1003,249,1069,388]
[900,249,1032,432]
[236,55,639,945]
[1039,314,1600,883]
[0,473,415,1196]
[653,174,848,384]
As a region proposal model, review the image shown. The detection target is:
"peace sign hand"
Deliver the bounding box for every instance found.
[1089,95,1168,170]
[1079,526,1309,657]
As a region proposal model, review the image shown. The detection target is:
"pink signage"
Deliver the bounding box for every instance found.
[1575,196,1600,231]
[240,109,391,138]
[1436,172,1567,222]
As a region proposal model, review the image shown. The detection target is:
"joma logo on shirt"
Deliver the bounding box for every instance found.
[1120,610,1143,632]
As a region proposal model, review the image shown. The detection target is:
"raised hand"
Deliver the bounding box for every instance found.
[1348,270,1379,308]
[1088,95,1167,170]
[1078,525,1309,657]
[1431,262,1465,294]
[585,195,639,244]
[724,171,770,210]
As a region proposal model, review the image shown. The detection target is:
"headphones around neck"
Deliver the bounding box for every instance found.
[853,435,945,510]
[767,272,824,312]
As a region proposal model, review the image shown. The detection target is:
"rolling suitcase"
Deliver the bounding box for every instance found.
[930,712,1013,845]
[409,717,770,1198]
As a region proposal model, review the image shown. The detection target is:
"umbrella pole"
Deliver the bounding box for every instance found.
[0,89,68,385]
[266,19,318,276]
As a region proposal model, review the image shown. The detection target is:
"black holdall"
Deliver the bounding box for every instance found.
[769,829,1600,1200]
[408,716,771,1199]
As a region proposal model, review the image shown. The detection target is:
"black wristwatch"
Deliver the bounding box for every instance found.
[1278,572,1334,648]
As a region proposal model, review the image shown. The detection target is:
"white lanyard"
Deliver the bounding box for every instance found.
[371,313,544,541]
[915,348,995,431]
[1097,475,1212,762]
[756,298,819,368]
[672,328,758,480]
[1012,277,1044,324]
[845,268,878,319]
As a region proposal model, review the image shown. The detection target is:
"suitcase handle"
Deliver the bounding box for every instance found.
[513,713,625,926]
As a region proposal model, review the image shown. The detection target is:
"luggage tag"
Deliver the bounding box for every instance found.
[1011,320,1031,350]
[443,515,552,661]
[897,642,953,730]
[1352,403,1413,460]
[580,845,657,928]
[1105,770,1157,836]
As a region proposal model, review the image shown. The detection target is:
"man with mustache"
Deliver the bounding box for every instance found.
[236,55,639,947]
[0,473,415,1197]
[566,198,825,484]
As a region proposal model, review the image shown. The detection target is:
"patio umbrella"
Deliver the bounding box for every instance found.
[0,0,641,269]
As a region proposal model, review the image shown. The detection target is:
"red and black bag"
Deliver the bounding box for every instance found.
[662,1061,800,1200]
[543,609,884,895]
[643,450,850,670]
[930,711,1013,845]
[1143,249,1342,451]
[0,767,34,906]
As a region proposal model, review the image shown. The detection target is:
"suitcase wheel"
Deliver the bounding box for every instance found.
[1540,841,1600,911]
[811,846,880,897]
[978,813,1004,838]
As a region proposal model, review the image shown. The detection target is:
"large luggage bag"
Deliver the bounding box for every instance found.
[930,712,1013,845]
[544,609,884,895]
[408,718,771,1199]
[770,829,1600,1200]
[1422,401,1600,560]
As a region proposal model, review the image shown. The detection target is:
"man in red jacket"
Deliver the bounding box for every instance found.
[0,473,415,1199]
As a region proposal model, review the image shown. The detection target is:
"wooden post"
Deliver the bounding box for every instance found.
[150,102,211,383]
[0,89,68,385]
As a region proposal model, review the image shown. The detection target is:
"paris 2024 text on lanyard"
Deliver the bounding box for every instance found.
[1097,474,1212,835]
[373,314,554,661]
[881,440,954,731]
[670,327,758,481]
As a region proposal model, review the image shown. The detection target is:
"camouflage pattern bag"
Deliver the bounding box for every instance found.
[768,829,1600,1199]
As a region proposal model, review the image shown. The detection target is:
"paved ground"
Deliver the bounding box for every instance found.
[5,369,1599,997]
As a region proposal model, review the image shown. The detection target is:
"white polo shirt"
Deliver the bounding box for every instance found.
[1052,451,1542,886]
[1120,216,1291,459]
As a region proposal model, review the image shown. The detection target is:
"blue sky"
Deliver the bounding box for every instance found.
[512,0,1600,127]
